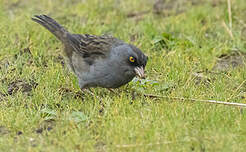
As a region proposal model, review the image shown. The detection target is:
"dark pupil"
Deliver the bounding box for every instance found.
[129,57,139,66]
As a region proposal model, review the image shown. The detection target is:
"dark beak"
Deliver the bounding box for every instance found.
[134,66,145,79]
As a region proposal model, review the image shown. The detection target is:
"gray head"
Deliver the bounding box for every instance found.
[110,44,148,82]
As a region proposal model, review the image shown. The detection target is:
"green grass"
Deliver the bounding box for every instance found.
[1,0,246,151]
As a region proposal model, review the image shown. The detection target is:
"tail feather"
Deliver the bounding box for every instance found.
[32,14,88,58]
[32,15,69,43]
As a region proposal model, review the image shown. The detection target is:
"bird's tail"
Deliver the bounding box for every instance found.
[32,15,69,43]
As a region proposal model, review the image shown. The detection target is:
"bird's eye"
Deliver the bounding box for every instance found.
[129,56,135,63]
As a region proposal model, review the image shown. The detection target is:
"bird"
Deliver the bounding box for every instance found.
[31,15,148,90]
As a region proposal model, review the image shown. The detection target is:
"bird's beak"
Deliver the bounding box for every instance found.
[134,66,145,79]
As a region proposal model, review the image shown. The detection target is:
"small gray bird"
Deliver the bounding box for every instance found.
[32,15,147,90]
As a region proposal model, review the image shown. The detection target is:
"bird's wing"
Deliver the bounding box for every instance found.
[67,34,123,58]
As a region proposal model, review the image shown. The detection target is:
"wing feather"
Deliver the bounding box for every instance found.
[69,34,123,58]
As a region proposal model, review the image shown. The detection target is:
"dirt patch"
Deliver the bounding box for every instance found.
[59,87,83,99]
[21,47,32,55]
[0,47,33,72]
[16,131,23,136]
[210,0,224,7]
[53,54,65,68]
[153,0,185,16]
[192,72,211,85]
[0,126,9,136]
[126,10,149,23]
[153,0,206,16]
[14,47,33,59]
[153,0,165,15]
[212,50,246,71]
[94,140,106,152]
[127,10,149,18]
[7,79,38,96]
[35,120,55,134]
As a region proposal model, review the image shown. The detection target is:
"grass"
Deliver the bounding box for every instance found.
[1,0,246,151]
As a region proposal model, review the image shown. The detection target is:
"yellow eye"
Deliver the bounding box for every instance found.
[129,56,135,62]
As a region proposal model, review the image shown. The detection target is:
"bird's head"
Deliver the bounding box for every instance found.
[111,44,148,79]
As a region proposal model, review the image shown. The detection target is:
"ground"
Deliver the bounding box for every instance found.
[0,0,246,151]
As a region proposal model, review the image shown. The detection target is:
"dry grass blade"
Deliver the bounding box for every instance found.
[222,21,234,39]
[115,140,187,148]
[144,94,246,108]
[227,80,246,101]
[227,0,232,29]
